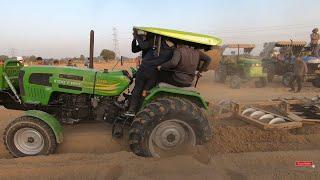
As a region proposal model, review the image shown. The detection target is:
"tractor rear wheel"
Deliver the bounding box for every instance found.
[230,75,241,89]
[215,65,227,83]
[3,116,57,157]
[312,78,320,88]
[128,97,211,157]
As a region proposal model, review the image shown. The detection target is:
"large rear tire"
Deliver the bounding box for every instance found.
[3,116,57,157]
[128,97,211,157]
[215,65,227,83]
[312,77,320,88]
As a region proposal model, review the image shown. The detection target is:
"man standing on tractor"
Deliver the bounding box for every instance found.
[310,28,319,57]
[157,42,211,87]
[289,56,308,93]
[125,33,174,116]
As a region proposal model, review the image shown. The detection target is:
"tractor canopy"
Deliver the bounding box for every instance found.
[134,27,222,50]
[275,41,307,47]
[223,44,256,54]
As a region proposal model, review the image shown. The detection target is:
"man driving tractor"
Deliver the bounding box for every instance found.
[157,41,212,87]
[125,30,175,116]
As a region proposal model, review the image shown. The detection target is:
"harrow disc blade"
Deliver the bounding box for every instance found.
[269,117,285,124]
[250,111,265,119]
[242,108,256,115]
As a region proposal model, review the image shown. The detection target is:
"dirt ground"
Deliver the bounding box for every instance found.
[0,65,320,179]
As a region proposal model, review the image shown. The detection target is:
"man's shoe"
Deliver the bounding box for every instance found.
[123,111,135,117]
[288,89,294,92]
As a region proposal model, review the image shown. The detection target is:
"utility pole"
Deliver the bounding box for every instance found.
[9,48,17,57]
[112,27,120,60]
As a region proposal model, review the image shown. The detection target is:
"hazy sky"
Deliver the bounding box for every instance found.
[0,0,319,58]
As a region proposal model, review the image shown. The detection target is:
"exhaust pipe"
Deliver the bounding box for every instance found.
[89,30,94,69]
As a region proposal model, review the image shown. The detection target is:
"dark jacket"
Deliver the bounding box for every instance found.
[131,36,153,58]
[160,45,211,85]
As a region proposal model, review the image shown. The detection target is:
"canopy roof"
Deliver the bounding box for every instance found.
[275,41,307,47]
[226,44,255,49]
[135,27,222,46]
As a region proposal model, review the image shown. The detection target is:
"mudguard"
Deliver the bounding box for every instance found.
[24,110,63,143]
[143,86,208,110]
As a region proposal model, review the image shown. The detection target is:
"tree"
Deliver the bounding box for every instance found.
[29,55,37,62]
[0,55,8,61]
[79,54,85,61]
[100,49,115,61]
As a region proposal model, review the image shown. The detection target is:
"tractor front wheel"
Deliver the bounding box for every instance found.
[128,97,211,157]
[230,75,241,89]
[3,116,57,157]
[282,72,293,87]
[255,77,267,88]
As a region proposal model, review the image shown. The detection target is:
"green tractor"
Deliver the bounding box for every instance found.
[215,44,267,89]
[260,41,306,86]
[0,27,222,158]
[261,41,320,87]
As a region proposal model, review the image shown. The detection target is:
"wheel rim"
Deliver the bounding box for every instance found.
[14,128,44,155]
[148,119,196,158]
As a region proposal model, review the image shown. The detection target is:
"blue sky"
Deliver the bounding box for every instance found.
[0,0,319,58]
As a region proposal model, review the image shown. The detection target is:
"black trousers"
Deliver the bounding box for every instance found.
[311,44,319,57]
[158,71,191,87]
[128,69,157,112]
[290,75,303,92]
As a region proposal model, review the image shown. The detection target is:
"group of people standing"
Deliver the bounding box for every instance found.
[124,29,212,116]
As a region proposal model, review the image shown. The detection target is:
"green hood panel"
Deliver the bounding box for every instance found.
[239,57,262,64]
[135,27,222,46]
[21,66,131,104]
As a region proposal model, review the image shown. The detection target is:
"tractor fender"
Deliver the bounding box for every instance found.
[24,110,63,143]
[143,87,208,110]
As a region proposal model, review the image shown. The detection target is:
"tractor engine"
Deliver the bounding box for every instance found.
[55,94,92,124]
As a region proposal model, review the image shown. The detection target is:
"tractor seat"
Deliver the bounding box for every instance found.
[158,82,196,92]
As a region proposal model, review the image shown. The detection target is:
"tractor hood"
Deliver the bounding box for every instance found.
[239,57,262,65]
[302,56,320,64]
[20,66,131,104]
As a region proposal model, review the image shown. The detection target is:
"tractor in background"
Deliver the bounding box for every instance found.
[261,41,320,87]
[215,44,267,89]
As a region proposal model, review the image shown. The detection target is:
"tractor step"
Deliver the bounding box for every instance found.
[112,114,134,138]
